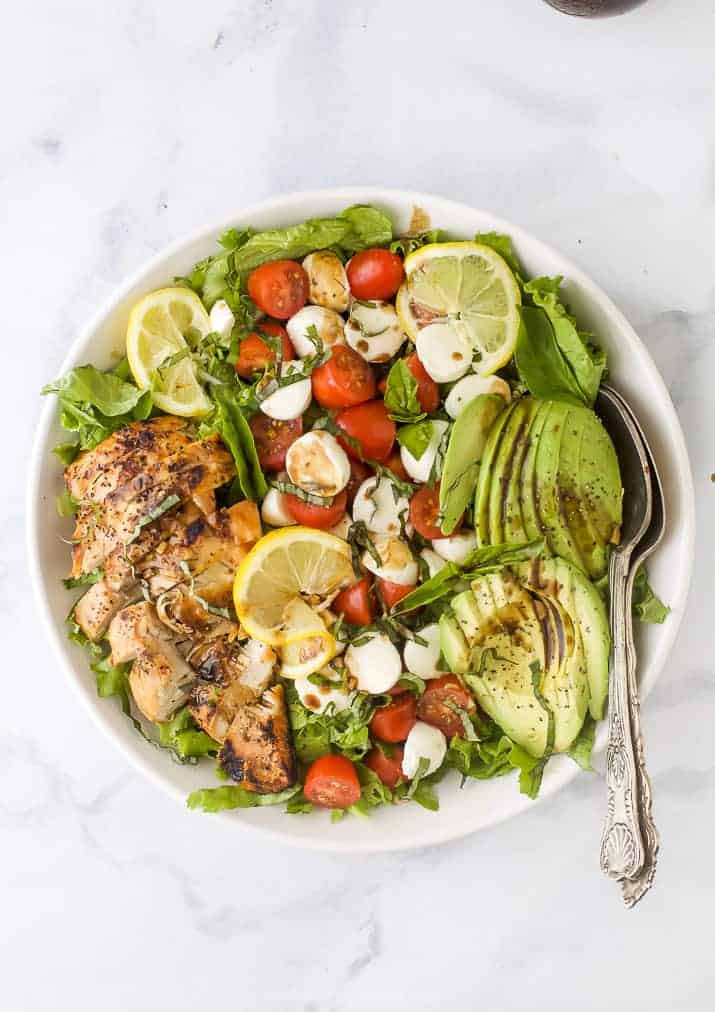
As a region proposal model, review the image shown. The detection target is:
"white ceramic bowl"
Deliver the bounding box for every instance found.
[27,188,695,852]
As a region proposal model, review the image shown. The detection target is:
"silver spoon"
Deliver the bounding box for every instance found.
[594,385,664,903]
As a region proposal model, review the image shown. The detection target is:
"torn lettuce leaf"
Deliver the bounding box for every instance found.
[207,387,268,501]
[632,566,670,624]
[187,784,300,812]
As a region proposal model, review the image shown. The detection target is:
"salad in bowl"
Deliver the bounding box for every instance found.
[41,201,669,821]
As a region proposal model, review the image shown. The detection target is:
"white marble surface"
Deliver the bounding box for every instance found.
[3,0,714,1008]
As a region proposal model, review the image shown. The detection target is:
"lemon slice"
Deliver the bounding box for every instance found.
[279,600,336,679]
[396,242,521,376]
[233,527,355,645]
[126,287,212,416]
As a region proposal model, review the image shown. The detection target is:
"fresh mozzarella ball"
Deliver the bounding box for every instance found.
[208,298,235,339]
[432,530,478,564]
[416,322,472,383]
[327,513,352,539]
[259,361,312,421]
[352,476,410,536]
[345,300,406,362]
[294,663,351,714]
[345,633,402,694]
[261,488,296,527]
[285,430,350,498]
[302,250,350,312]
[403,624,446,681]
[445,374,511,419]
[420,548,448,579]
[402,721,447,778]
[286,305,346,358]
[400,419,449,484]
[362,535,418,586]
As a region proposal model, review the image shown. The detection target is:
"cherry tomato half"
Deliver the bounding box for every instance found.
[333,575,374,626]
[283,489,347,529]
[235,321,295,379]
[378,578,416,611]
[304,753,361,808]
[249,413,303,472]
[364,745,406,788]
[347,249,405,301]
[345,458,373,508]
[409,482,460,540]
[417,674,476,739]
[336,400,396,463]
[311,345,376,410]
[405,352,440,413]
[247,260,309,319]
[369,694,417,743]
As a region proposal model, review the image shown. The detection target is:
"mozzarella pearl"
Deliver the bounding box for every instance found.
[208,298,235,339]
[403,624,446,681]
[345,633,402,694]
[402,721,447,779]
[445,374,511,419]
[261,488,296,528]
[431,530,478,564]
[361,535,418,586]
[416,323,472,383]
[352,476,410,536]
[285,430,350,498]
[286,305,346,358]
[259,360,312,421]
[400,419,449,484]
[345,300,406,362]
[420,548,448,579]
[302,250,350,312]
[294,664,351,714]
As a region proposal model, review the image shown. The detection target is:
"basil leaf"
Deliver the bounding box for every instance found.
[514,307,587,407]
[391,563,462,615]
[396,419,433,460]
[508,741,548,799]
[566,716,597,772]
[383,359,426,423]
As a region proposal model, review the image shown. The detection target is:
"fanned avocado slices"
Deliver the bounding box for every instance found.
[533,401,588,572]
[502,398,539,545]
[474,400,517,546]
[517,556,610,720]
[519,399,551,544]
[573,406,622,550]
[487,398,533,546]
[439,562,601,757]
[557,408,608,579]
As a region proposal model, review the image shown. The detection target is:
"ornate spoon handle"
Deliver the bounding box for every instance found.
[600,550,646,880]
[619,567,659,907]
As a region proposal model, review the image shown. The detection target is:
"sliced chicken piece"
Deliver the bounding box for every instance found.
[69,434,235,577]
[72,579,140,642]
[107,602,195,723]
[156,583,237,641]
[219,684,296,793]
[188,638,276,742]
[137,500,260,598]
[65,417,193,503]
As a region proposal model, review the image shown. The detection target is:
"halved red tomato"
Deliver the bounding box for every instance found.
[416,674,476,739]
[311,345,376,409]
[283,489,347,529]
[336,400,395,462]
[333,575,373,626]
[304,754,361,808]
[369,694,417,743]
[249,414,303,472]
[364,745,406,789]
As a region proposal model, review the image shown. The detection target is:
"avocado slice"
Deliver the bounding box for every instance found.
[533,401,587,572]
[439,393,506,535]
[573,407,623,552]
[518,556,610,720]
[474,401,517,546]
[518,399,551,544]
[556,408,608,579]
[503,398,539,545]
[487,398,533,546]
[538,592,590,752]
[439,612,471,675]
[452,589,483,644]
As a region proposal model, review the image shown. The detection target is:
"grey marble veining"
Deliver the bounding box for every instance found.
[3,1,714,1008]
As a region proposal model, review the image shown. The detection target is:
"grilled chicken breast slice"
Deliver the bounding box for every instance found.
[72,579,140,642]
[219,684,296,793]
[107,601,194,722]
[69,433,234,577]
[189,638,276,742]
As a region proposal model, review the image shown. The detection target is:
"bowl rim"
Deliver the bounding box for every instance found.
[27,186,696,852]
